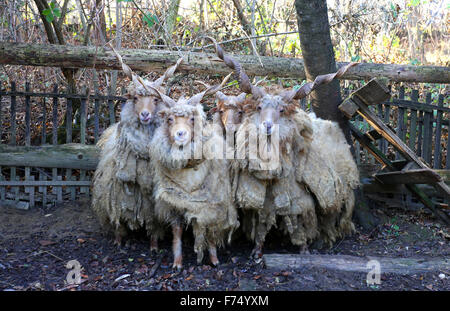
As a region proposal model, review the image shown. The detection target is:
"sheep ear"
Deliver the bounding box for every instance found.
[236,92,247,103]
[215,91,228,102]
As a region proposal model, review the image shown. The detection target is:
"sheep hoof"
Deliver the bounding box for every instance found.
[299,245,310,254]
[114,236,122,248]
[150,240,159,254]
[210,256,220,267]
[173,258,183,270]
[250,247,263,260]
[196,253,204,266]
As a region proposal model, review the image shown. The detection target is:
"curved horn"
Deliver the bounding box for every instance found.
[188,72,233,106]
[281,62,358,102]
[152,57,184,88]
[109,43,155,95]
[204,36,265,99]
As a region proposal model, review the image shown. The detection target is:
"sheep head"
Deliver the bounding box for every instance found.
[158,105,201,146]
[210,91,247,133]
[109,43,183,125]
[209,38,357,136]
[148,73,232,147]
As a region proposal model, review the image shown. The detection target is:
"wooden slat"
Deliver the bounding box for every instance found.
[0,90,126,101]
[351,78,391,106]
[80,91,88,196]
[94,95,100,143]
[24,82,32,206]
[9,81,16,146]
[41,97,47,144]
[422,93,433,164]
[65,94,73,200]
[409,89,418,153]
[417,109,424,156]
[433,94,444,169]
[396,87,406,159]
[375,169,442,185]
[0,180,91,187]
[52,85,59,199]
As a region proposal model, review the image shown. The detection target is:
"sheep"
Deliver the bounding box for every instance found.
[91,45,182,251]
[145,74,239,269]
[212,39,358,256]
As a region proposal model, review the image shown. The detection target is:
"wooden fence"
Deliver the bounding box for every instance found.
[0,82,448,209]
[0,82,127,208]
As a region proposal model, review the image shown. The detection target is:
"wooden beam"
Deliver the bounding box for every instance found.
[263,254,450,274]
[0,144,99,170]
[375,169,442,185]
[1,42,449,83]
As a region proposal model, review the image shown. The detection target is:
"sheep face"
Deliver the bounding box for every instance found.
[244,94,297,136]
[211,92,246,133]
[129,95,161,125]
[159,106,198,147]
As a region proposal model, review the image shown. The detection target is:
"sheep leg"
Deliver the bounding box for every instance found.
[150,236,159,253]
[172,222,183,270]
[250,242,263,259]
[208,241,219,267]
[114,225,127,248]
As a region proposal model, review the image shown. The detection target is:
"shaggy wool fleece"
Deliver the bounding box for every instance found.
[150,103,239,258]
[91,101,164,241]
[233,108,319,248]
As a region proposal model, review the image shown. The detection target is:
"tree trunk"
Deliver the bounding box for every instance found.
[1,42,448,83]
[165,0,181,40]
[295,0,349,141]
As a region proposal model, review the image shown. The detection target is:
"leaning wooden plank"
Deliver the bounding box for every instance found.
[375,169,442,185]
[24,82,32,199]
[0,144,99,170]
[349,124,449,224]
[263,254,450,275]
[351,78,391,106]
[353,97,450,200]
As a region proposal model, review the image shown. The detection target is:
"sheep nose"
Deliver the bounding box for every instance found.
[263,120,273,130]
[141,111,149,118]
[177,130,186,137]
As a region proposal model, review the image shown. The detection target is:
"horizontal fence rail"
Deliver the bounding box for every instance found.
[0,82,448,209]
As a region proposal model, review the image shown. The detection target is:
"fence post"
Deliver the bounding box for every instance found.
[396,86,405,160]
[409,89,418,154]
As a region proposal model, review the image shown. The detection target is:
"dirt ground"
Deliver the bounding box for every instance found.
[0,197,449,291]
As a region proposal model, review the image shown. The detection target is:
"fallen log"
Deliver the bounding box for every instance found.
[1,42,449,83]
[263,254,450,274]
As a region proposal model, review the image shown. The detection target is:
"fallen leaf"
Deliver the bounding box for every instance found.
[185,274,194,281]
[39,240,55,246]
[77,238,85,243]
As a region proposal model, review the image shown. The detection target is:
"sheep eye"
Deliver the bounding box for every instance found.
[190,117,195,122]
[167,117,173,123]
[134,96,138,101]
[219,110,224,114]
[257,106,262,111]
[238,110,243,114]
[154,98,158,102]
[279,109,284,113]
